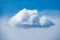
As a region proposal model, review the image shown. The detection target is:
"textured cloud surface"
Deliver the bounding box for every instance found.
[8,8,54,28]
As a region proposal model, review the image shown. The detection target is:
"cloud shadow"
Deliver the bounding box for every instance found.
[16,21,55,28]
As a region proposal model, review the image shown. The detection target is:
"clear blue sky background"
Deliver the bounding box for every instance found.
[0,0,60,17]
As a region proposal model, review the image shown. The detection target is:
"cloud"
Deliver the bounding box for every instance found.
[0,10,60,40]
[8,8,38,27]
[8,8,54,28]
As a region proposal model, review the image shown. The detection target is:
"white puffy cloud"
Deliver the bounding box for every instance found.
[8,8,38,27]
[8,8,54,28]
[0,10,60,40]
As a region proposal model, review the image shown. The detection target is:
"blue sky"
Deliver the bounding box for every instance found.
[0,0,60,17]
